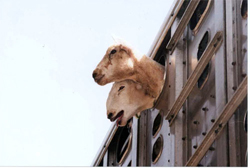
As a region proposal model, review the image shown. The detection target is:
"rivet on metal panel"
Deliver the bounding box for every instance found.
[213,43,217,48]
[202,132,206,136]
[232,61,236,66]
[202,107,208,111]
[232,86,237,91]
[217,36,222,41]
[169,62,171,65]
[111,162,114,166]
[232,7,234,11]
[182,137,186,141]
[168,133,170,136]
[183,61,186,65]
[183,38,186,41]
[193,145,198,149]
[242,48,247,53]
[169,85,171,88]
[182,110,186,114]
[103,145,106,148]
[209,147,215,151]
[193,121,199,125]
[233,20,235,24]
[215,129,219,134]
[168,160,170,163]
[211,119,215,123]
[210,95,215,98]
[219,124,223,128]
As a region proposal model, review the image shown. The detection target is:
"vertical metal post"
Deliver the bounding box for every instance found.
[171,16,186,166]
[214,0,228,166]
[137,110,150,166]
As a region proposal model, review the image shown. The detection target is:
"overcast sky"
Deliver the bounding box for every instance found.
[0,0,173,166]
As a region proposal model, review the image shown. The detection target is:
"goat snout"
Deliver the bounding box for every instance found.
[92,69,105,84]
[92,72,97,79]
[107,113,113,119]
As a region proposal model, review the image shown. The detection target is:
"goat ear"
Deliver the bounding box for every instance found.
[111,35,125,45]
[120,44,133,57]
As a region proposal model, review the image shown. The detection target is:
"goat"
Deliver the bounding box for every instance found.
[92,43,165,99]
[106,80,154,127]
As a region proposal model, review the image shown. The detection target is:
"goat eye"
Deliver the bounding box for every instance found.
[110,49,117,54]
[118,86,125,91]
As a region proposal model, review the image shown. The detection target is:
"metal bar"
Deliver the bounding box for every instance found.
[165,31,223,125]
[185,76,248,166]
[148,0,184,58]
[166,0,200,54]
[91,123,118,166]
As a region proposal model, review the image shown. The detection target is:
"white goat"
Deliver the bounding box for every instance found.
[106,80,154,127]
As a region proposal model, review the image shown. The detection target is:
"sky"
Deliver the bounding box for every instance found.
[0,0,173,166]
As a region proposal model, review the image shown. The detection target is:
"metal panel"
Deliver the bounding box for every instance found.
[166,31,223,124]
[226,0,248,166]
[186,77,248,166]
[213,0,228,166]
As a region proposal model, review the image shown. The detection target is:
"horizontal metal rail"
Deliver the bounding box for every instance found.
[165,31,223,126]
[166,0,200,54]
[186,76,248,166]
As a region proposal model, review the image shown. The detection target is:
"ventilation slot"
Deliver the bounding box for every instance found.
[190,0,211,34]
[116,126,132,164]
[197,31,210,89]
[153,29,171,66]
[241,0,248,19]
[177,0,191,18]
[152,135,163,164]
[127,161,132,167]
[152,112,163,137]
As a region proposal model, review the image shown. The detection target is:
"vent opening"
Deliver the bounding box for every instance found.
[152,135,163,163]
[241,0,248,19]
[177,0,191,18]
[152,111,163,137]
[116,126,132,164]
[197,31,210,89]
[153,29,171,66]
[190,0,210,34]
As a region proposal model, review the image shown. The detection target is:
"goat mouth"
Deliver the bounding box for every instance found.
[110,110,124,125]
[94,74,105,83]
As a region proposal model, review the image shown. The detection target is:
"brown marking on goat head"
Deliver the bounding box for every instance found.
[92,44,136,85]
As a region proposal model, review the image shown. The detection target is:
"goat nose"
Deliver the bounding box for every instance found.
[92,72,97,79]
[107,113,113,119]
